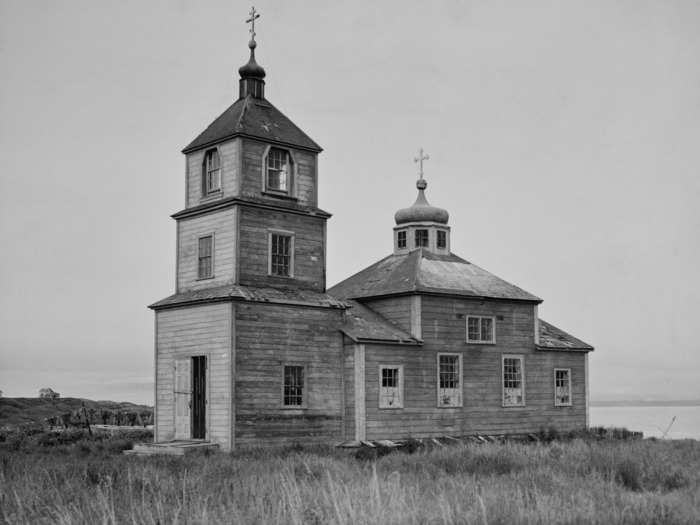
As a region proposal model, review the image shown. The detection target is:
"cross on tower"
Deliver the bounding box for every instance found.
[414,148,430,180]
[246,6,260,42]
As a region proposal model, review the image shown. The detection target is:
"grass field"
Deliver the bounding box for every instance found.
[1,429,699,524]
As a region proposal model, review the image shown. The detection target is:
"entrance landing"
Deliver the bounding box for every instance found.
[124,440,220,456]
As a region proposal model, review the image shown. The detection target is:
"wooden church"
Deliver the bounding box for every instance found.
[149,14,593,451]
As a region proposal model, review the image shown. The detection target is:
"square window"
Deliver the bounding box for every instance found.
[197,235,213,279]
[503,356,525,407]
[283,365,304,406]
[397,230,407,249]
[379,365,403,408]
[466,316,495,343]
[437,230,447,249]
[437,354,462,407]
[554,368,572,406]
[415,229,429,248]
[269,233,292,277]
[266,148,291,193]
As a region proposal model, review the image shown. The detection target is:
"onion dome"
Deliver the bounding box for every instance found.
[394,179,449,225]
[238,39,266,79]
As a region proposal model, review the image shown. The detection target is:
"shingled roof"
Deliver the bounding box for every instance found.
[149,284,345,310]
[328,249,542,303]
[537,319,594,352]
[341,300,421,345]
[182,96,322,153]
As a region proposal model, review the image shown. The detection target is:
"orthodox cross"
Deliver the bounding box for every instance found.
[246,6,260,41]
[414,148,430,180]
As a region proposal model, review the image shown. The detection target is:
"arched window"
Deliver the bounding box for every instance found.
[266,148,292,194]
[202,149,221,196]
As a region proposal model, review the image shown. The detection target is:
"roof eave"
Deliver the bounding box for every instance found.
[182,131,323,155]
[352,290,543,304]
[338,329,423,346]
[535,345,595,353]
[149,295,347,311]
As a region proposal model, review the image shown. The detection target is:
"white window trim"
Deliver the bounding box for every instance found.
[267,229,295,278]
[281,363,307,409]
[196,233,215,280]
[466,315,496,344]
[502,354,525,407]
[378,364,404,409]
[436,353,463,408]
[554,368,573,407]
[261,145,296,197]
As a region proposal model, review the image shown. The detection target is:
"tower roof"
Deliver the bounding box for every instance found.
[182,96,322,153]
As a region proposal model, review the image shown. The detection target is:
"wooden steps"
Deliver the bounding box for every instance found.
[124,440,219,456]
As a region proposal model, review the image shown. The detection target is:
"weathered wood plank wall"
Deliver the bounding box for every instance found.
[234,303,344,447]
[155,303,232,449]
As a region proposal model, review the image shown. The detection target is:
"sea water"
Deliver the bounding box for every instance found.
[590,405,700,440]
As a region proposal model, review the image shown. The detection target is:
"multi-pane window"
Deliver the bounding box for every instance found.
[203,149,221,195]
[467,316,495,343]
[437,230,447,249]
[197,235,213,279]
[270,233,292,276]
[554,368,572,406]
[415,229,429,248]
[437,353,462,407]
[283,365,304,406]
[397,230,407,249]
[266,148,291,193]
[503,355,525,406]
[379,365,403,408]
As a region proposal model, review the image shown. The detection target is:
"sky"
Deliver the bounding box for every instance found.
[1,0,699,404]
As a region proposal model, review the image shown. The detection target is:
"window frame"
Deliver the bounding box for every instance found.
[437,230,447,249]
[263,146,294,196]
[502,354,526,407]
[466,315,496,344]
[436,353,463,408]
[415,229,429,248]
[378,364,404,409]
[396,230,407,250]
[196,234,214,280]
[267,229,295,278]
[281,363,307,408]
[554,368,572,407]
[202,149,222,197]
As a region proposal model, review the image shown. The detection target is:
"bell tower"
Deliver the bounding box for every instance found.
[172,8,330,295]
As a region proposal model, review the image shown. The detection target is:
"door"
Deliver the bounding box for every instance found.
[191,356,207,439]
[174,358,191,440]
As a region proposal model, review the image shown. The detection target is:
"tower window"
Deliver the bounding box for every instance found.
[266,148,291,193]
[415,229,429,248]
[197,235,213,279]
[269,232,293,277]
[437,230,447,249]
[202,149,221,196]
[397,230,407,249]
[283,365,305,407]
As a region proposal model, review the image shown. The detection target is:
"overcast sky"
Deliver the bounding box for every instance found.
[1,0,699,403]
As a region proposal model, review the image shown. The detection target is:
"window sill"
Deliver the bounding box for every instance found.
[437,404,463,409]
[555,403,573,408]
[196,276,215,281]
[200,192,222,203]
[281,406,307,411]
[379,406,404,410]
[262,191,297,201]
[502,404,526,408]
[465,341,496,345]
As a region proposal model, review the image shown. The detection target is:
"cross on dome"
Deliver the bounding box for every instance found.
[414,148,429,181]
[246,6,260,45]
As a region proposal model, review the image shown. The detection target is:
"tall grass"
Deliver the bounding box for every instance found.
[1,435,699,524]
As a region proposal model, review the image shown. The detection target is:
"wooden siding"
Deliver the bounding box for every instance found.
[155,303,233,450]
[361,296,587,440]
[185,139,241,208]
[234,303,344,447]
[177,208,236,292]
[240,138,317,208]
[362,296,412,334]
[238,206,326,291]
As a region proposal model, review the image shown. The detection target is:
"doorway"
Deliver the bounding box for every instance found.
[174,355,207,440]
[191,356,206,439]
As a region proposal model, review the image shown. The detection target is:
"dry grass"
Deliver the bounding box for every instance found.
[1,431,699,524]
